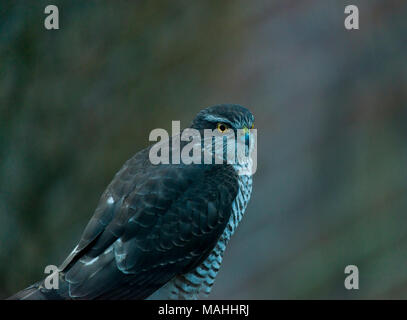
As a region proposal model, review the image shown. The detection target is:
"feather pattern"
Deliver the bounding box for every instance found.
[147,173,252,299]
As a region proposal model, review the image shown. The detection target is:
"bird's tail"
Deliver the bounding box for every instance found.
[8,280,66,300]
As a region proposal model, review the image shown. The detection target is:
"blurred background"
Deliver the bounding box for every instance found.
[1,0,406,299]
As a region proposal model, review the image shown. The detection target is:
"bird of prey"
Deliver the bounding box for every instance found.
[10,104,255,300]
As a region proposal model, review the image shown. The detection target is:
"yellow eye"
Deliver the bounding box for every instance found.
[217,123,229,133]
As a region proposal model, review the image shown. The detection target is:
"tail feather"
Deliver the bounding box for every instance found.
[8,281,66,300]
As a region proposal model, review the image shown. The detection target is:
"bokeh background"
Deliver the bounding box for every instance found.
[1,0,406,299]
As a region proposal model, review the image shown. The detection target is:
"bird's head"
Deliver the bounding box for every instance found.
[190,104,256,174]
[191,104,254,133]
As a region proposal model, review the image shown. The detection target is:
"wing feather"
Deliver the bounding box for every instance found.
[59,147,239,299]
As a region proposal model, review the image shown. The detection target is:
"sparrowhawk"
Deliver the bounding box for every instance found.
[10,104,255,300]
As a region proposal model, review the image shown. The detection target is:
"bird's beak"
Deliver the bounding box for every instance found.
[241,126,251,149]
[243,126,250,141]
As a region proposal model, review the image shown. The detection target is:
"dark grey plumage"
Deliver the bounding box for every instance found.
[10,104,255,300]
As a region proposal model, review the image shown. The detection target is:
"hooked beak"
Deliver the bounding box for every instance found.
[243,126,250,143]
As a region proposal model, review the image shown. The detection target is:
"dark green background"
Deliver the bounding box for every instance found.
[1,0,406,299]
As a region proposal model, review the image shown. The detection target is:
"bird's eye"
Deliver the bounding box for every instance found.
[217,123,229,133]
